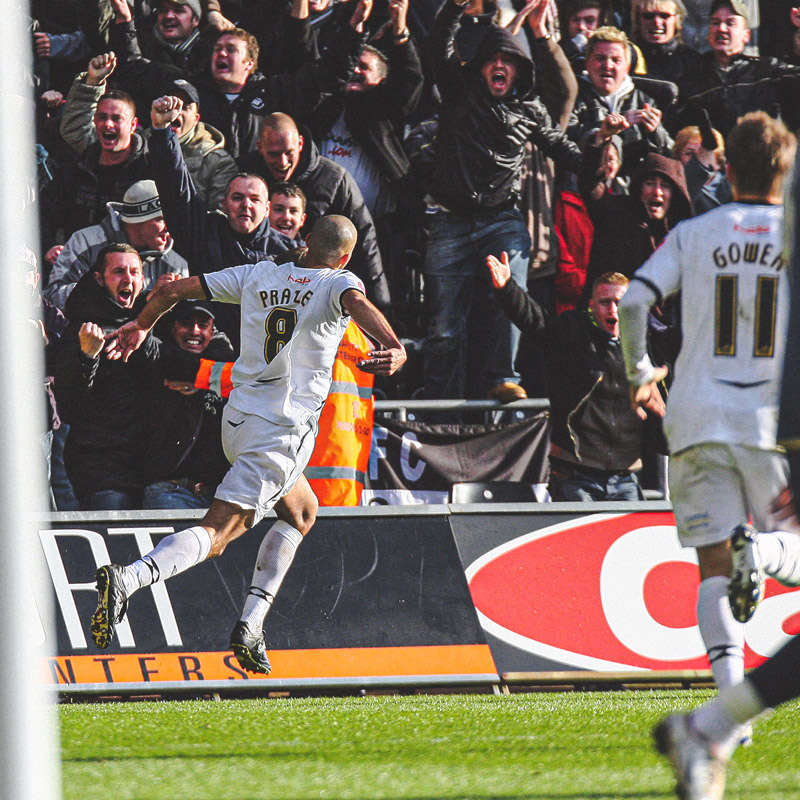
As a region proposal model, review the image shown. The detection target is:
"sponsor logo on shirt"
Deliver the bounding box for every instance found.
[733,224,771,234]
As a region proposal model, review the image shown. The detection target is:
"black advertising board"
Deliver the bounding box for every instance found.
[40,511,498,692]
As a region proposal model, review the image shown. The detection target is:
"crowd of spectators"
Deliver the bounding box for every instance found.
[29,0,800,508]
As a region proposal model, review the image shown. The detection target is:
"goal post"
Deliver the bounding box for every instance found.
[0,5,62,799]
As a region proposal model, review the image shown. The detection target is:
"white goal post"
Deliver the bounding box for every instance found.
[0,3,62,798]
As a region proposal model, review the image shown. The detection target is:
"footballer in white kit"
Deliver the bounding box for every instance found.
[619,111,800,708]
[622,199,789,544]
[90,215,407,675]
[200,259,364,521]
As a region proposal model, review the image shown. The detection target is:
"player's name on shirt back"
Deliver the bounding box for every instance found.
[258,285,314,309]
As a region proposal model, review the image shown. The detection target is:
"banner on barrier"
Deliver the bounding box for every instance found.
[366,414,550,504]
[451,510,800,675]
[40,515,498,691]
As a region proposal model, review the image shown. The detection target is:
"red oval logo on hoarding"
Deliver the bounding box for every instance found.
[466,512,800,671]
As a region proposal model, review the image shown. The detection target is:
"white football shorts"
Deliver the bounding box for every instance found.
[669,442,788,548]
[215,404,318,524]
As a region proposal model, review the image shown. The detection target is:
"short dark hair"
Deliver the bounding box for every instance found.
[93,243,141,275]
[559,0,607,34]
[269,181,307,211]
[97,89,137,120]
[361,45,389,80]
[225,172,269,197]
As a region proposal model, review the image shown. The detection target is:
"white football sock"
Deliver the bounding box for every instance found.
[240,520,304,632]
[121,525,213,597]
[756,531,800,586]
[697,576,745,690]
[692,679,769,758]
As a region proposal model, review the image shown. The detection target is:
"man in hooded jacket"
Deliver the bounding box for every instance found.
[423,0,582,404]
[580,144,693,291]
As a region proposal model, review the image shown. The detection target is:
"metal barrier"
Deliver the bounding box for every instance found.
[374,397,550,423]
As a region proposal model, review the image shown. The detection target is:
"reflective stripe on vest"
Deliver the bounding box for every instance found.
[195,358,234,398]
[305,466,367,483]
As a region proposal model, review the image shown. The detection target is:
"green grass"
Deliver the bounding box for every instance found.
[59,690,800,800]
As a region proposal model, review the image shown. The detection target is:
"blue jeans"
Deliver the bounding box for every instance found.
[50,423,79,511]
[549,462,644,502]
[78,489,141,511]
[143,480,215,510]
[423,208,530,399]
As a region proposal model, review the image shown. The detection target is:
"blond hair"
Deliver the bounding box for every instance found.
[673,125,726,167]
[631,0,686,44]
[586,26,631,63]
[593,271,630,293]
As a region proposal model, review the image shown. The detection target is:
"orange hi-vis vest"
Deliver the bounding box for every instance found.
[194,359,234,398]
[193,322,374,506]
[305,322,375,506]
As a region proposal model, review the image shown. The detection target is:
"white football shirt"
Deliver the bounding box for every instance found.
[202,259,365,425]
[621,202,788,455]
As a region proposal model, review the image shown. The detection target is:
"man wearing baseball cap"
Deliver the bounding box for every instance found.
[44,180,189,309]
[679,0,800,136]
[158,78,239,210]
[142,298,235,510]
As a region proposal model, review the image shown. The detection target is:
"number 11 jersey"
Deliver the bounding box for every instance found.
[634,202,788,455]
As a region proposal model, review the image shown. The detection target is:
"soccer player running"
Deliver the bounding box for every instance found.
[619,110,800,745]
[90,214,406,674]
[646,140,800,800]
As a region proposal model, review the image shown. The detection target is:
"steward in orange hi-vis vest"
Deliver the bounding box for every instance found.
[191,321,374,506]
[305,321,375,506]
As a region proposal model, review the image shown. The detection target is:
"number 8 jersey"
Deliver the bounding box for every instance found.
[200,259,365,427]
[629,202,787,456]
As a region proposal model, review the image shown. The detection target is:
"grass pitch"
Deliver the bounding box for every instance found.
[60,690,800,800]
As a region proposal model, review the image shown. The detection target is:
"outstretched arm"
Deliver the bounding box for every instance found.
[106,276,207,361]
[486,252,512,289]
[486,251,548,333]
[341,289,406,375]
[59,52,117,152]
[148,97,206,269]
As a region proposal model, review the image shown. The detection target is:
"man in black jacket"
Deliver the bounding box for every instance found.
[486,255,665,500]
[148,95,296,349]
[311,0,422,319]
[424,0,581,404]
[680,0,800,137]
[240,112,390,312]
[143,301,235,509]
[312,0,423,218]
[53,243,199,509]
[107,0,213,83]
[567,26,674,175]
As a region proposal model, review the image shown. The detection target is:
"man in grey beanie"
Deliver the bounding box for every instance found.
[44,179,189,309]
